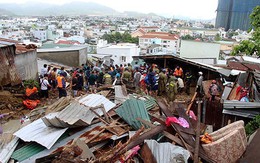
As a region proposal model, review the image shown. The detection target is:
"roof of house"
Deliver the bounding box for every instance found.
[140,32,179,40]
[0,38,37,54]
[56,40,81,45]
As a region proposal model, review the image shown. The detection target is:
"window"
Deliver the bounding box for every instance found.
[163,40,167,43]
[121,56,126,62]
[145,39,148,42]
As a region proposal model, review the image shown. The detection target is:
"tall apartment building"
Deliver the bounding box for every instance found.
[215,0,260,31]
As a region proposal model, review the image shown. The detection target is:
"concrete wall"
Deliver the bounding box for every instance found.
[37,51,80,67]
[180,40,220,60]
[14,50,38,80]
[79,48,87,66]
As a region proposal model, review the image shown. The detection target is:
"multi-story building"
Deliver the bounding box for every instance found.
[215,0,260,31]
[139,32,179,54]
[33,29,47,41]
[97,43,140,65]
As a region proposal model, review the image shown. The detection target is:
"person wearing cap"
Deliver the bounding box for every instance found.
[158,69,167,96]
[196,71,204,97]
[209,80,221,101]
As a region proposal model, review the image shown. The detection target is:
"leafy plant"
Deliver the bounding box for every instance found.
[245,114,260,135]
[23,79,40,89]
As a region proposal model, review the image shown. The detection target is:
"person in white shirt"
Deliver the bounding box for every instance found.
[40,64,48,77]
[177,77,184,93]
[40,74,51,99]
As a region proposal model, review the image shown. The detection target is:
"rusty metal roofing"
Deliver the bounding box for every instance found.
[0,45,22,86]
[14,119,68,149]
[79,126,112,144]
[116,99,151,130]
[228,61,260,71]
[0,38,37,54]
[42,94,116,128]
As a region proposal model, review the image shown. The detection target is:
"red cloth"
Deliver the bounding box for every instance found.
[25,87,38,97]
[23,100,40,110]
[165,117,179,126]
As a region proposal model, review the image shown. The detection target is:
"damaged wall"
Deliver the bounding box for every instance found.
[0,44,21,86]
[37,47,88,67]
[14,50,38,81]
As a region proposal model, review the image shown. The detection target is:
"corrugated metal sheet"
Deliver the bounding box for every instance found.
[42,94,116,128]
[223,100,260,109]
[116,99,150,130]
[11,142,46,162]
[114,85,129,104]
[0,45,21,86]
[223,109,260,118]
[0,137,19,163]
[144,139,190,163]
[14,119,68,149]
[130,95,157,110]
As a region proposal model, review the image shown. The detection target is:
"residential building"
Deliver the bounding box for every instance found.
[216,0,260,31]
[33,29,47,41]
[139,32,179,54]
[97,43,140,65]
[179,40,221,64]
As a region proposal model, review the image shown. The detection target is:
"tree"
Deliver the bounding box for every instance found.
[214,33,222,41]
[231,6,260,56]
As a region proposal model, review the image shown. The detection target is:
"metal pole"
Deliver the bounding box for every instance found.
[194,100,203,163]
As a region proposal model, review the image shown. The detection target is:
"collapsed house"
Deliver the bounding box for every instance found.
[0,52,260,162]
[0,38,38,86]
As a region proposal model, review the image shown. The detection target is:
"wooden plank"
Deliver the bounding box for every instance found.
[140,143,157,163]
[126,125,165,151]
[186,92,197,114]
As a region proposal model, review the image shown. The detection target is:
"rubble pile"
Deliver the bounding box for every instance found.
[0,85,253,163]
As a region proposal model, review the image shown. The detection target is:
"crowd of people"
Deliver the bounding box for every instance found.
[39,62,222,102]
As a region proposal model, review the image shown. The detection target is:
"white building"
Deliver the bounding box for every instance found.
[139,32,179,54]
[97,43,140,65]
[33,29,47,41]
[179,40,221,64]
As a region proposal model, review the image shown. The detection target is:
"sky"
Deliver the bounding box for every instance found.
[0,0,219,19]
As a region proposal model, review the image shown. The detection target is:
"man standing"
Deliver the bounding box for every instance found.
[49,67,57,91]
[158,69,167,96]
[121,68,131,84]
[88,71,97,93]
[40,64,48,77]
[196,71,204,97]
[40,74,52,99]
[177,77,184,93]
[184,72,192,95]
[166,75,178,102]
[133,68,142,93]
[56,73,67,98]
[174,66,183,79]
[71,74,79,97]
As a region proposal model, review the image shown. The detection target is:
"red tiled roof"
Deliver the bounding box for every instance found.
[139,26,159,29]
[140,32,179,40]
[56,40,81,45]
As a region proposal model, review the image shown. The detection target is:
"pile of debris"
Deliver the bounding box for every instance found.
[0,85,252,163]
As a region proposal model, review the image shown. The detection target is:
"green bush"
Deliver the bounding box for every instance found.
[245,115,260,135]
[23,79,40,89]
